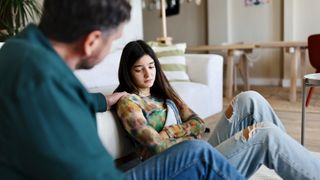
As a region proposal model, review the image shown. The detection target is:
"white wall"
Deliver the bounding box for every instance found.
[208,0,281,44]
[282,0,320,86]
[207,0,228,44]
[284,0,320,41]
[112,0,143,50]
[292,0,320,40]
[208,0,282,84]
[229,1,280,43]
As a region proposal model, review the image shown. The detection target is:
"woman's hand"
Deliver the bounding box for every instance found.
[105,92,128,110]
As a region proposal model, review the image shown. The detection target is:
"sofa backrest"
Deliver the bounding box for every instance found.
[74,49,123,89]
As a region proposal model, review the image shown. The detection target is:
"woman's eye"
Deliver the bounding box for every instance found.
[134,69,141,73]
[149,66,155,69]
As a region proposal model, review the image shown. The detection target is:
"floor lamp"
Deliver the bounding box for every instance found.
[156,0,172,45]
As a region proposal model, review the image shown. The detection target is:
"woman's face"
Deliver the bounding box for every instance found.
[131,55,156,94]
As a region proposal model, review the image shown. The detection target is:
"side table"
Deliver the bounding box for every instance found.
[301,73,320,145]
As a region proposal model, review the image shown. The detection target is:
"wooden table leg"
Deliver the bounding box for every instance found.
[225,50,234,98]
[290,47,301,102]
[242,53,250,90]
[300,49,307,84]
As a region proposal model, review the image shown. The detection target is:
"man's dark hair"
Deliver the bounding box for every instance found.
[39,0,131,43]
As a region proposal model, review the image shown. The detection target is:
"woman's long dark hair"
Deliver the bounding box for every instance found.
[114,40,183,108]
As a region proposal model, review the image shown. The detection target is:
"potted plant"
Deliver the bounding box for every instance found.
[0,0,42,42]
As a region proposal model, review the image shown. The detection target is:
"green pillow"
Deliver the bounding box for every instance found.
[148,42,190,82]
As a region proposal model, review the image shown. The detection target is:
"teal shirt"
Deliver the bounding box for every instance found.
[0,25,124,179]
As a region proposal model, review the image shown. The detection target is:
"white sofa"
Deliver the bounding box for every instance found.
[74,49,312,179]
[75,49,224,159]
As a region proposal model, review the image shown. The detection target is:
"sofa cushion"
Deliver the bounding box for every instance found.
[74,49,122,89]
[148,42,190,82]
[171,82,216,119]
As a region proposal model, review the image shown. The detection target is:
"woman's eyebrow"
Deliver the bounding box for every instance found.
[133,61,154,68]
[133,64,143,68]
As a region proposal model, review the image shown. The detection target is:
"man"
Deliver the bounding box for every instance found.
[0,0,244,179]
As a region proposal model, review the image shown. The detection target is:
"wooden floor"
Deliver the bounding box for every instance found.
[204,85,320,152]
[277,111,320,151]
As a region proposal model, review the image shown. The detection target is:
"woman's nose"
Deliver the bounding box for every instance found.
[144,69,151,77]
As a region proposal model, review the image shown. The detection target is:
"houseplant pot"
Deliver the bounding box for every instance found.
[0,0,42,42]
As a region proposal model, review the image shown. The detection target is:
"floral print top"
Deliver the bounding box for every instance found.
[116,94,206,160]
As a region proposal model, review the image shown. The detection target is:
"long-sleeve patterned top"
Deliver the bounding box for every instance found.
[116,94,206,160]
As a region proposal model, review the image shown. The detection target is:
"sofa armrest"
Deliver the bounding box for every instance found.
[89,86,135,160]
[185,54,224,114]
[185,54,223,90]
[97,111,134,159]
[185,54,223,84]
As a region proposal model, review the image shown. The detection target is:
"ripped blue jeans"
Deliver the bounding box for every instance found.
[209,91,320,179]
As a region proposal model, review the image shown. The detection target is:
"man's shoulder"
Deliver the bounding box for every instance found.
[1,38,69,78]
[4,38,56,63]
[0,39,76,95]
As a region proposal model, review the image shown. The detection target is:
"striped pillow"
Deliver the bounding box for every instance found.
[148,42,190,82]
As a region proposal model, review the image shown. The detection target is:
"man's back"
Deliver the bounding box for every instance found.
[0,25,123,179]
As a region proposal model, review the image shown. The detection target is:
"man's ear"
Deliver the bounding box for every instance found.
[82,31,103,56]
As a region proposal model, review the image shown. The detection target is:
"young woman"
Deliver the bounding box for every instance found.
[114,40,320,179]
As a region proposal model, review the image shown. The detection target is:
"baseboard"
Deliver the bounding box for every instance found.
[234,78,281,86]
[282,79,302,87]
[233,78,303,87]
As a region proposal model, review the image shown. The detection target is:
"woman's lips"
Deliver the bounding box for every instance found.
[144,79,153,83]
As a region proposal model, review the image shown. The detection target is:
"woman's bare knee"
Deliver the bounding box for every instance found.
[225,104,233,119]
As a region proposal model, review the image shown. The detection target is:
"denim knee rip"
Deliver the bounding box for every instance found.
[225,91,250,122]
[234,122,270,142]
[224,93,241,122]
